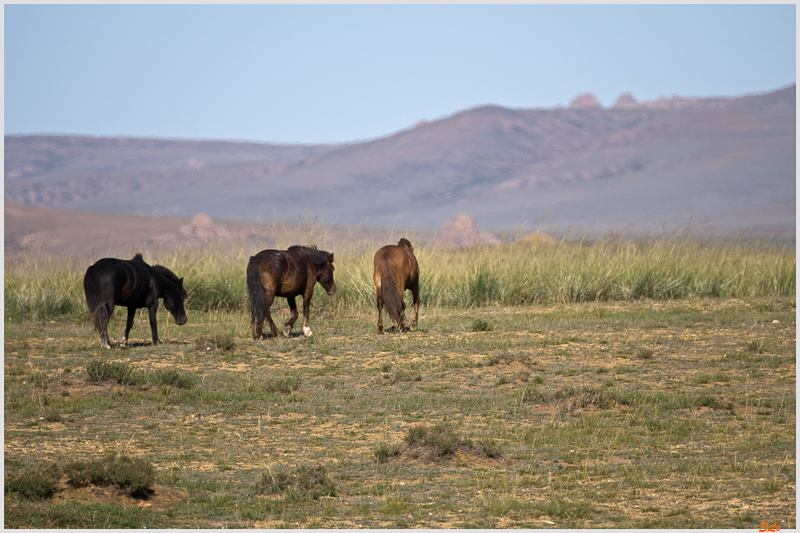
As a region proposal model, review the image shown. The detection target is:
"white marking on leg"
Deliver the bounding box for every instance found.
[303,326,313,336]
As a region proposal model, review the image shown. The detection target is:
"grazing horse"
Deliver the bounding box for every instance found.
[83,253,187,349]
[373,238,420,334]
[247,246,336,339]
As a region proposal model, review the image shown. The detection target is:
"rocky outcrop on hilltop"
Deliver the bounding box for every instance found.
[612,92,640,109]
[437,214,499,248]
[156,212,245,246]
[569,93,603,109]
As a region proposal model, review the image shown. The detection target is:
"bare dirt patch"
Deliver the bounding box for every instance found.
[52,481,189,510]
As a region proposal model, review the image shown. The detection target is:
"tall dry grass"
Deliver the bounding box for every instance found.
[5,231,795,322]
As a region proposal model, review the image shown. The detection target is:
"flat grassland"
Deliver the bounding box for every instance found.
[4,236,796,528]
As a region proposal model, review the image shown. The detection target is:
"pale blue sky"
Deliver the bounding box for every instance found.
[4,4,796,144]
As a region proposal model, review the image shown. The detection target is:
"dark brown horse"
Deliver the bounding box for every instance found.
[83,253,187,349]
[373,238,420,334]
[247,246,336,339]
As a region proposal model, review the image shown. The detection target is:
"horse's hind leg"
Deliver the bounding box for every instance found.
[397,288,407,333]
[376,290,384,334]
[263,294,280,338]
[97,303,113,349]
[410,281,420,331]
[284,296,299,336]
[253,316,264,340]
[121,307,136,347]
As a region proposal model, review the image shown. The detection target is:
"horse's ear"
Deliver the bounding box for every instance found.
[329,253,334,263]
[179,277,184,286]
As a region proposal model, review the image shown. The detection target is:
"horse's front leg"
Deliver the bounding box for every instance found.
[121,307,136,346]
[147,304,160,346]
[301,288,314,337]
[284,296,299,336]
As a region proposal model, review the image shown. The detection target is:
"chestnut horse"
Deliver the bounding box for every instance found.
[83,253,187,348]
[247,245,336,339]
[373,238,420,333]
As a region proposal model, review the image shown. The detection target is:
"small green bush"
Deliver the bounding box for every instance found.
[374,442,402,464]
[471,319,493,332]
[86,360,139,386]
[5,464,62,500]
[153,368,195,389]
[402,423,503,459]
[195,332,236,352]
[256,465,336,500]
[86,362,194,390]
[475,438,504,458]
[64,452,155,498]
[405,423,465,457]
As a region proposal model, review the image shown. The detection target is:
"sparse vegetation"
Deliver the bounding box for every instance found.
[4,234,795,528]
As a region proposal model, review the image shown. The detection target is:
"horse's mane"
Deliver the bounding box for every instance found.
[288,245,333,267]
[152,264,184,290]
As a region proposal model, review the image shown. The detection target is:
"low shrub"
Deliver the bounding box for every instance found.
[195,332,236,352]
[86,360,139,386]
[64,452,155,498]
[405,423,468,457]
[5,464,62,500]
[153,368,195,389]
[256,465,336,501]
[374,442,402,464]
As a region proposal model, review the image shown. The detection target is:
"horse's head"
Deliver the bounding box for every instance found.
[159,271,188,326]
[316,252,337,296]
[398,238,414,252]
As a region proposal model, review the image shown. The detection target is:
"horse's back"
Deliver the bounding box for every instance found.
[250,249,303,295]
[373,245,403,267]
[84,256,151,306]
[374,244,418,276]
[84,258,125,292]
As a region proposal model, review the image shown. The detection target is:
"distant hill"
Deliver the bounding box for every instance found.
[4,201,432,259]
[5,84,795,236]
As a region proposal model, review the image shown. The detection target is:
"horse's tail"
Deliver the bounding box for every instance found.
[246,256,268,334]
[380,260,405,325]
[83,267,108,335]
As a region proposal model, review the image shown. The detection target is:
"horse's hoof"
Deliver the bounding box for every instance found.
[101,344,111,349]
[303,326,313,336]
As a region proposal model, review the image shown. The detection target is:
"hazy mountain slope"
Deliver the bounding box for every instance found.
[5,136,340,181]
[4,85,795,235]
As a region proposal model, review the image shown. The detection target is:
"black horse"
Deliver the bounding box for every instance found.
[247,246,336,339]
[83,253,187,348]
